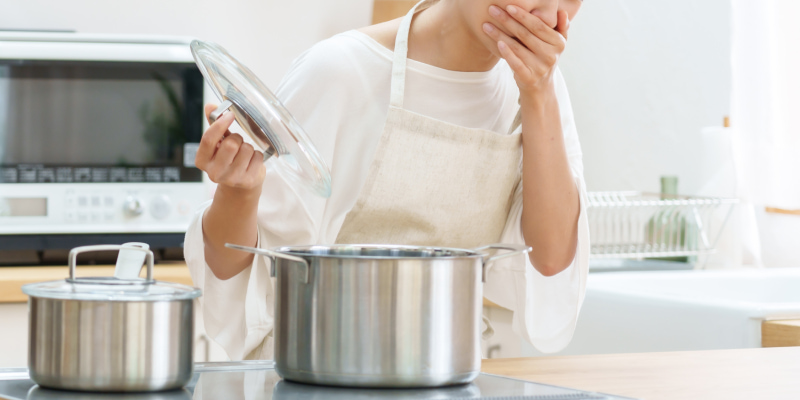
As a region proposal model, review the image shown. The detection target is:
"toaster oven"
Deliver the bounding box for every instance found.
[0,32,210,263]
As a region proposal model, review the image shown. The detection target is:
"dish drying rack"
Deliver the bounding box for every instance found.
[587,191,738,259]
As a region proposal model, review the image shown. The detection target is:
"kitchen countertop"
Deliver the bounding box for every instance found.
[0,347,798,399]
[0,360,636,400]
[3,265,799,398]
[482,346,800,400]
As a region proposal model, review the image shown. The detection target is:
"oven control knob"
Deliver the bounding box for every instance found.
[123,197,144,218]
[150,195,172,220]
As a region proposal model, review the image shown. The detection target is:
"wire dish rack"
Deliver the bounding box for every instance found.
[587,191,739,259]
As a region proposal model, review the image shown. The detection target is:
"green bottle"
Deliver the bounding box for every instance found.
[646,176,694,262]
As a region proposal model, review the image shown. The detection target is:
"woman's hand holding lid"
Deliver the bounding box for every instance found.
[196,103,265,280]
[196,104,267,192]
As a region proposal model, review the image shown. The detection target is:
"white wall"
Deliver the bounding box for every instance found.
[2,0,373,88]
[560,0,732,194]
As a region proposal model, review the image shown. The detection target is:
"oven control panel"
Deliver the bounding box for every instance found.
[0,183,209,234]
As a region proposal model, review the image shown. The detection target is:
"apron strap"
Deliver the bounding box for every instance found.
[391,0,523,136]
[390,0,439,108]
[508,109,522,135]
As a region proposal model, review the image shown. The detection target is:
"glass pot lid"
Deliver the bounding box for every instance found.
[190,40,332,197]
[21,245,201,302]
[22,278,202,302]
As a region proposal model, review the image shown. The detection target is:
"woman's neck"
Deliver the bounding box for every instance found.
[407,2,500,72]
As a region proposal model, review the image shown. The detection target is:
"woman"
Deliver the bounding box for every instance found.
[186,0,588,360]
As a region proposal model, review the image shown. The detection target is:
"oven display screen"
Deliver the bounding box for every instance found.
[0,60,204,183]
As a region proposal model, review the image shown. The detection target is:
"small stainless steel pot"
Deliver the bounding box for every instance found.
[22,245,202,392]
[226,243,531,388]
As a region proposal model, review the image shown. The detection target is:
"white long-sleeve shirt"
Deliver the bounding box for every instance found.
[184,30,590,360]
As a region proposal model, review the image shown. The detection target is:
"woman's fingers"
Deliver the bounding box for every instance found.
[248,149,265,173]
[210,132,243,167]
[195,103,265,190]
[230,142,255,173]
[490,5,564,49]
[484,4,572,92]
[247,151,267,186]
[215,141,254,185]
[555,9,570,40]
[205,134,266,188]
[196,110,235,170]
[497,40,531,80]
[484,23,544,73]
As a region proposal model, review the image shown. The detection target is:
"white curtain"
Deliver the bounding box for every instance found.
[731,0,800,268]
[732,0,800,210]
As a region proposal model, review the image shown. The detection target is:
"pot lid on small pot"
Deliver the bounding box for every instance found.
[190,39,332,198]
[23,278,201,302]
[22,245,201,302]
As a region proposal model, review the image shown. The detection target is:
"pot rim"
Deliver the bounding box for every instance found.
[271,244,486,260]
[22,279,202,302]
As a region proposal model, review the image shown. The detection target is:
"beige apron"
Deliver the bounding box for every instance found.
[335,0,523,248]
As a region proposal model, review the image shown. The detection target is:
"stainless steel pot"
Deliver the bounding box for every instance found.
[22,245,202,392]
[26,386,192,400]
[226,243,531,388]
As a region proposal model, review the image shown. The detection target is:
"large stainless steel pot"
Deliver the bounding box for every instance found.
[22,245,202,392]
[226,243,531,388]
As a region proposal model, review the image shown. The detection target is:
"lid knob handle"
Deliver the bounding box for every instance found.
[69,245,154,282]
[208,99,233,124]
[208,99,277,163]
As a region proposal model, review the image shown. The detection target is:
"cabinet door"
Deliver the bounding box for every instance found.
[194,299,231,362]
[0,303,29,368]
[481,306,523,359]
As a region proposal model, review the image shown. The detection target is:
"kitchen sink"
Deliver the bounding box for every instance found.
[524,267,800,355]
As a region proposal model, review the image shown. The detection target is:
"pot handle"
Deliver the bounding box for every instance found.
[225,243,309,283]
[68,245,154,282]
[472,244,532,282]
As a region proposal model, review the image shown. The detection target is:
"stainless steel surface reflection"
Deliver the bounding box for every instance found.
[0,362,638,400]
[26,386,192,400]
[271,380,481,399]
[189,363,627,399]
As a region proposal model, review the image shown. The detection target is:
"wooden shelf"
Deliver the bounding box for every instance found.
[0,262,194,303]
[765,207,800,216]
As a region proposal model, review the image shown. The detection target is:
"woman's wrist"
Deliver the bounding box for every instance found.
[202,184,261,280]
[213,184,262,207]
[518,79,558,110]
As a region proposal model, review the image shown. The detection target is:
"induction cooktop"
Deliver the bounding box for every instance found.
[0,361,638,400]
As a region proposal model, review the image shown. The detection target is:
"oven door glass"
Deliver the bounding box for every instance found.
[0,60,204,183]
